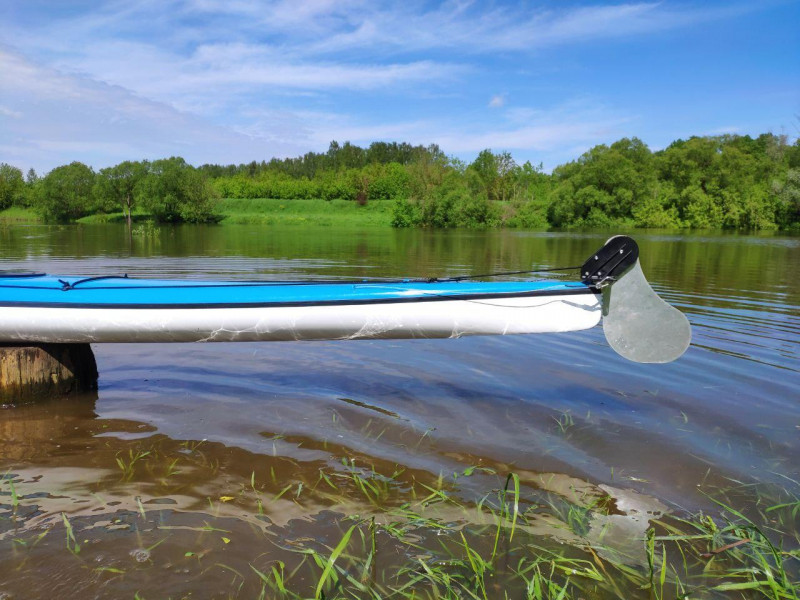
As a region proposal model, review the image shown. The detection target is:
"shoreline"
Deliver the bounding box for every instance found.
[2,201,799,233]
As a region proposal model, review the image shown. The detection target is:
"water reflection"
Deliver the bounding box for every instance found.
[1,225,799,597]
[1,397,678,598]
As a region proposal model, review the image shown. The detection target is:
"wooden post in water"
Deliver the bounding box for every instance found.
[0,344,98,405]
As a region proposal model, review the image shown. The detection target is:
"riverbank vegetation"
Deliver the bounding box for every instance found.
[0,157,221,225]
[3,447,798,599]
[216,198,394,227]
[1,134,798,230]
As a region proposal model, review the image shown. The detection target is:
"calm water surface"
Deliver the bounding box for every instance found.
[0,224,798,598]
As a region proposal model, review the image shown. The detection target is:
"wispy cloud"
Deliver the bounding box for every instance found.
[4,1,716,122]
[298,99,634,169]
[0,48,300,171]
[51,41,458,105]
[299,1,755,55]
[703,125,742,135]
[0,42,632,172]
[0,105,23,119]
[4,1,745,98]
[1,0,789,171]
[488,95,505,108]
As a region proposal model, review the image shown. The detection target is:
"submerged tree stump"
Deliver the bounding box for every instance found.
[0,344,98,404]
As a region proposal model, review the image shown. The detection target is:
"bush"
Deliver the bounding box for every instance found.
[136,158,220,223]
[503,200,549,229]
[390,198,420,227]
[632,184,683,228]
[407,172,499,228]
[36,162,96,222]
[368,163,411,200]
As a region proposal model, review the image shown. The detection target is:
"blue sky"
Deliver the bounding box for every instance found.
[1,0,798,173]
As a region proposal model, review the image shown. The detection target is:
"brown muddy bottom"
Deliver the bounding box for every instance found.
[1,227,799,598]
[0,394,721,600]
[0,395,670,597]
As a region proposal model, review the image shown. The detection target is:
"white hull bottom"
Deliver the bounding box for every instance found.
[0,294,602,344]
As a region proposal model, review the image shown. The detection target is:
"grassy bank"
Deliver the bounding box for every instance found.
[2,199,395,228]
[0,207,41,224]
[77,210,151,224]
[216,197,394,227]
[76,199,394,227]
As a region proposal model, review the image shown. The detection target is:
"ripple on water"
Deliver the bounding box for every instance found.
[1,226,798,597]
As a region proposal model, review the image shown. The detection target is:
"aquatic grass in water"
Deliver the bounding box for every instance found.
[649,486,800,600]
[2,440,798,600]
[115,449,152,481]
[0,405,797,599]
[0,472,19,515]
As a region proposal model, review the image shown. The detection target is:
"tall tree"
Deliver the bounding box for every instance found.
[37,162,96,222]
[94,160,147,227]
[468,149,499,201]
[0,163,25,209]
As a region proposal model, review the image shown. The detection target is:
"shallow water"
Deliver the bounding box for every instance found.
[0,225,798,598]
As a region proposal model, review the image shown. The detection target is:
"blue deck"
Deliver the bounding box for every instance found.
[0,274,592,307]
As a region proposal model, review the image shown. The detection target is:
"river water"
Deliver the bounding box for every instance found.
[0,224,798,598]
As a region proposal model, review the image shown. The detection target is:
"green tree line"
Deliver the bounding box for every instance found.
[0,157,220,224]
[1,134,798,229]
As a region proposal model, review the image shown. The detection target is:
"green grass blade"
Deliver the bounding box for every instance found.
[315,524,356,599]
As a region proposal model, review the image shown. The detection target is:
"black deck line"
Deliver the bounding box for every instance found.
[0,272,580,288]
[0,286,597,309]
[0,278,572,291]
[0,279,425,291]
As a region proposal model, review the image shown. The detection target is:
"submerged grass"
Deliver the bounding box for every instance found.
[2,437,798,599]
[115,449,153,481]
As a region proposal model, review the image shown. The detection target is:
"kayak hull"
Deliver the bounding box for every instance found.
[0,236,691,362]
[0,292,601,343]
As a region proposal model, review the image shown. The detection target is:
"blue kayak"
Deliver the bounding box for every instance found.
[0,236,691,363]
[0,273,593,307]
[0,272,600,343]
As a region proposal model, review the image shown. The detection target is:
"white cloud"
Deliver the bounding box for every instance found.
[703,125,742,135]
[3,2,747,87]
[178,44,450,90]
[432,121,626,154]
[0,49,301,172]
[488,95,505,108]
[0,1,772,171]
[299,1,753,55]
[11,36,461,124]
[294,101,634,170]
[0,45,635,173]
[0,105,23,119]
[1,2,755,118]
